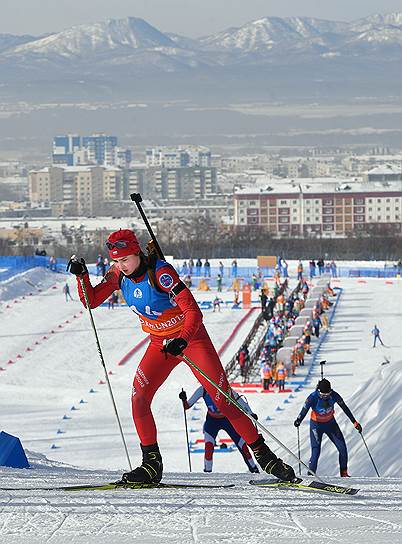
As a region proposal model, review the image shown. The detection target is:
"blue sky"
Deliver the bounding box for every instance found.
[2,0,402,36]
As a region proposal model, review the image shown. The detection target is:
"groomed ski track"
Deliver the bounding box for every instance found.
[0,468,401,544]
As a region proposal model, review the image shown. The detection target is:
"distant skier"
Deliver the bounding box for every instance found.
[180,387,259,473]
[69,228,296,484]
[294,378,362,477]
[371,324,385,348]
[63,282,73,301]
[213,296,222,312]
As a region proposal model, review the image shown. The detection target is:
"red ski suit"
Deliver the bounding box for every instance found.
[77,262,259,446]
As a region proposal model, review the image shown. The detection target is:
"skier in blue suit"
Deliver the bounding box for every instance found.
[294,379,362,477]
[180,387,259,473]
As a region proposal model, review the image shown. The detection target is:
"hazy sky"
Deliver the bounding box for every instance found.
[2,0,402,37]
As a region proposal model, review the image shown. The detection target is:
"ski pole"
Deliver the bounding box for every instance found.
[130,193,165,260]
[360,432,380,477]
[181,389,192,472]
[79,277,133,471]
[297,427,301,476]
[178,350,325,483]
[320,360,326,379]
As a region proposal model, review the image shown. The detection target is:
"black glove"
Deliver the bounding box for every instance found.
[161,338,188,357]
[179,390,187,402]
[294,418,301,428]
[354,421,362,433]
[251,413,258,420]
[67,256,88,276]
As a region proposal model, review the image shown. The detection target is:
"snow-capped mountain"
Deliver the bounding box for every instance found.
[1,13,402,99]
[198,16,348,53]
[5,17,176,60]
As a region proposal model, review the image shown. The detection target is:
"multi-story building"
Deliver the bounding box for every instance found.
[52,134,131,167]
[52,135,81,166]
[28,167,64,204]
[81,134,118,165]
[234,178,402,237]
[145,146,211,168]
[29,166,122,216]
[154,167,217,200]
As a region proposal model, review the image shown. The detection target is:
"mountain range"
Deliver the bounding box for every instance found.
[1,13,402,101]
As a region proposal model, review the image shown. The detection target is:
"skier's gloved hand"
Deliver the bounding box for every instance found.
[251,413,258,420]
[161,338,188,357]
[294,418,301,428]
[67,256,88,276]
[354,421,362,433]
[179,390,187,402]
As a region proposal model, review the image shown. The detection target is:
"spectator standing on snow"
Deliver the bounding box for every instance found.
[313,314,322,338]
[188,258,194,275]
[275,361,287,392]
[204,259,211,277]
[219,261,224,277]
[309,260,316,280]
[317,258,325,276]
[297,261,303,281]
[261,362,272,391]
[231,259,238,278]
[371,324,385,347]
[217,274,223,293]
[195,259,202,276]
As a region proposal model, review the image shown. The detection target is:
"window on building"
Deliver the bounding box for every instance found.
[368,199,373,203]
[386,199,390,203]
[280,200,287,205]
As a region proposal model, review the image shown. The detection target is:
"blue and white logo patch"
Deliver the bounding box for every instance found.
[159,273,174,289]
[133,288,142,298]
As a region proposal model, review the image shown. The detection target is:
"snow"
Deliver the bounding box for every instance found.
[1,267,402,541]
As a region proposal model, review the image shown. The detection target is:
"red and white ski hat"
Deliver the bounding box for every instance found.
[106,229,141,259]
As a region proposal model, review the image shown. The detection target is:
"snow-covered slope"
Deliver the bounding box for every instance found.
[7,17,176,60]
[1,269,402,541]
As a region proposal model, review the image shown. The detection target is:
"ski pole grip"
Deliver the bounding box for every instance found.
[130,193,143,204]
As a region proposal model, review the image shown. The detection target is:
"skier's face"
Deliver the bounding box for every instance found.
[114,254,141,275]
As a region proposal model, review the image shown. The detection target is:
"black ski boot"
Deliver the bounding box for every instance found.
[249,434,296,482]
[120,443,163,484]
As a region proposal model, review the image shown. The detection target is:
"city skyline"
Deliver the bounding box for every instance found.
[2,0,402,37]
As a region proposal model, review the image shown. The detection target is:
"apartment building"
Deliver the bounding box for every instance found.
[145,146,211,168]
[234,178,402,237]
[29,166,122,216]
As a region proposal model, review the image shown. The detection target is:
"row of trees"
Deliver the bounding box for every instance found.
[3,219,402,260]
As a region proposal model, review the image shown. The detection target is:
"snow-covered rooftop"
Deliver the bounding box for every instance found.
[235,178,402,195]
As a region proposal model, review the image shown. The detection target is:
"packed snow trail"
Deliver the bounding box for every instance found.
[0,467,401,544]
